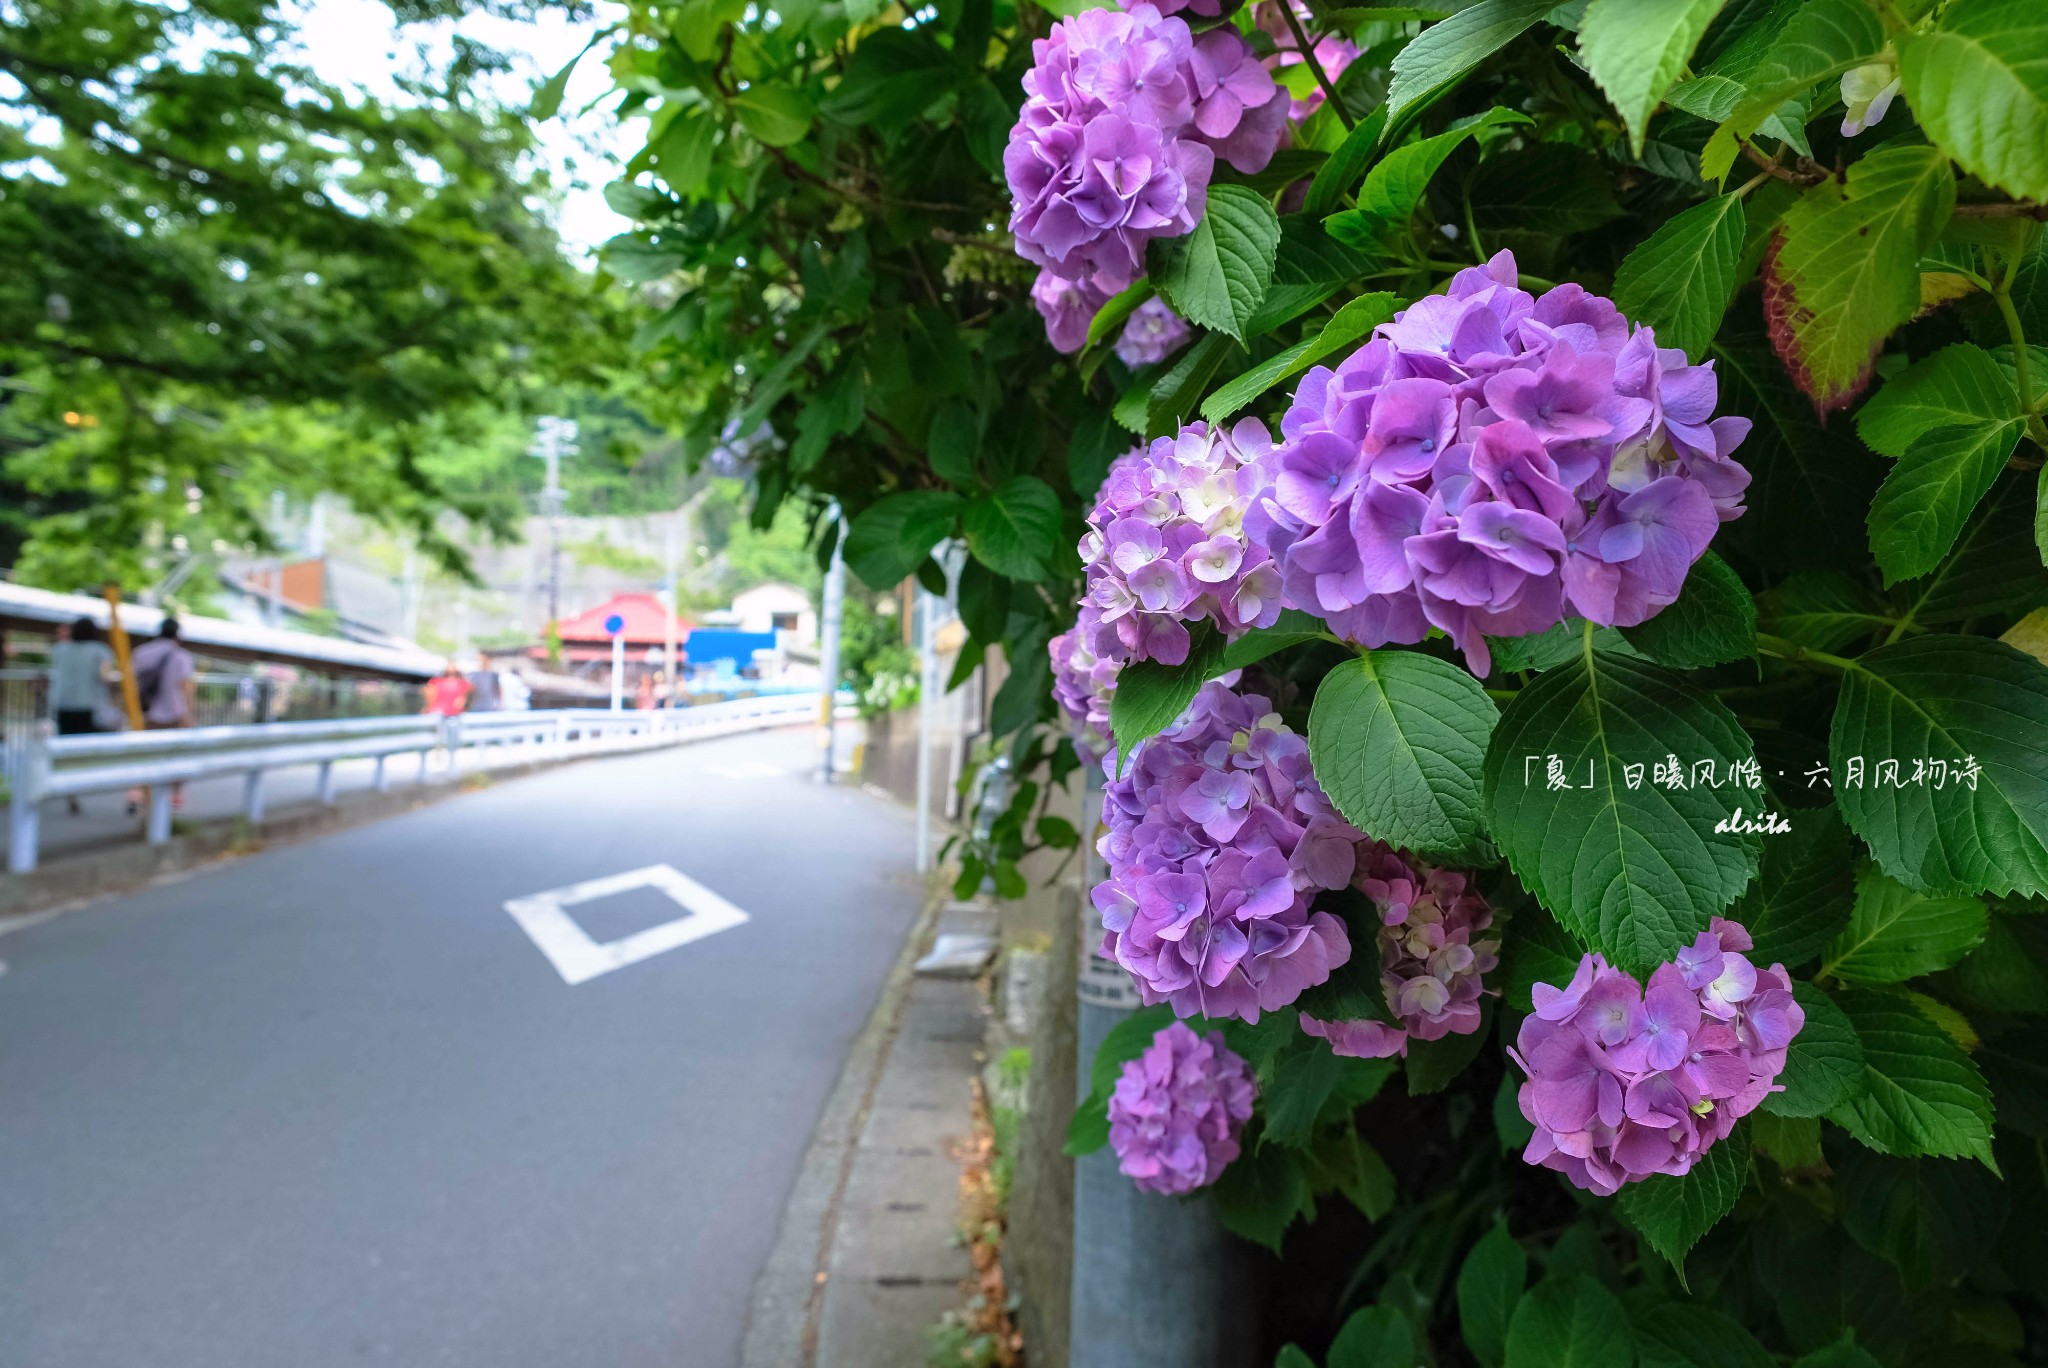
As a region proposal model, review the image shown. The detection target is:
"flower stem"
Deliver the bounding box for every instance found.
[1755,633,1854,674]
[1276,3,1352,131]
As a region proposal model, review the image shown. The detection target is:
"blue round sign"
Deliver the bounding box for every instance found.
[604,613,626,635]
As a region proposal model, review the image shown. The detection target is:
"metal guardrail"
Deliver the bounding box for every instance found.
[6,694,831,874]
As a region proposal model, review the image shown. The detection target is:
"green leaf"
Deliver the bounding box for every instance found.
[1107,624,1227,766]
[730,85,815,147]
[1407,1000,1495,1094]
[1830,635,2048,899]
[1220,609,1330,670]
[1835,1146,2008,1287]
[1297,889,1400,1024]
[1210,1135,1313,1251]
[1790,1336,1886,1368]
[1750,1111,1826,1170]
[1577,0,1728,152]
[1620,551,1756,668]
[1328,1305,1417,1368]
[989,623,1053,737]
[1899,0,2048,204]
[1082,281,1152,354]
[1201,293,1399,423]
[1309,649,1499,863]
[1329,108,1532,242]
[1822,864,1989,984]
[1729,805,1856,968]
[1150,185,1281,342]
[1945,910,2048,1012]
[1867,419,2027,586]
[1630,1304,1775,1368]
[1064,1094,1111,1156]
[1466,142,1625,237]
[1383,0,1559,133]
[1725,0,1887,139]
[1898,479,2048,627]
[1065,1003,1178,1156]
[1036,814,1080,850]
[1828,987,1999,1169]
[649,105,717,196]
[818,29,955,137]
[1067,405,1128,499]
[1758,572,1896,654]
[841,490,961,590]
[1264,1044,1349,1149]
[1766,144,1957,413]
[1855,343,2022,459]
[1457,1220,1528,1368]
[1503,1273,1633,1368]
[1145,331,1240,438]
[1618,1126,1751,1280]
[1764,981,1867,1118]
[1502,899,1591,1013]
[962,475,1061,581]
[1611,195,1747,361]
[599,232,685,283]
[926,399,981,489]
[1490,620,1633,674]
[1482,646,1764,974]
[1305,106,1391,219]
[1276,1348,1317,1368]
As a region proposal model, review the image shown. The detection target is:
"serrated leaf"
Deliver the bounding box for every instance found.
[962,475,1061,581]
[1310,649,1499,863]
[1466,142,1624,237]
[1329,107,1531,243]
[1297,889,1399,1024]
[1867,419,2027,586]
[1828,987,1999,1169]
[1210,1134,1313,1251]
[841,490,961,590]
[1750,1111,1826,1170]
[1790,1336,1887,1368]
[1502,899,1591,1013]
[1897,479,2048,628]
[1264,1043,1348,1148]
[1621,550,1757,668]
[1830,635,2048,898]
[1490,619,1634,673]
[1144,331,1239,438]
[1899,0,2048,204]
[1725,0,1887,138]
[1578,0,1728,152]
[1945,910,2048,1012]
[1482,646,1763,975]
[1612,195,1747,361]
[1457,1220,1527,1368]
[1822,864,1988,984]
[1631,1303,1775,1368]
[1201,293,1399,424]
[1619,1127,1752,1280]
[1082,281,1152,354]
[1406,1000,1494,1094]
[1384,0,1559,132]
[1764,981,1867,1118]
[1150,185,1281,342]
[1730,805,1856,968]
[1329,1305,1417,1368]
[1765,145,1957,413]
[1220,609,1329,670]
[1758,572,1896,654]
[926,399,980,488]
[1835,1146,2008,1288]
[1305,106,1391,219]
[1856,343,2022,458]
[1503,1273,1633,1368]
[1107,624,1227,766]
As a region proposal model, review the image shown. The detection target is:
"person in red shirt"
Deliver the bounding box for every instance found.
[422,661,472,716]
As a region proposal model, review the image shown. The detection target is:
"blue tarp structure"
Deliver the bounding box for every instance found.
[684,629,777,669]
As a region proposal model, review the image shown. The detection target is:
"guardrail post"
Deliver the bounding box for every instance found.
[316,761,337,806]
[146,785,173,846]
[373,755,390,793]
[8,721,48,874]
[417,746,431,784]
[243,770,266,825]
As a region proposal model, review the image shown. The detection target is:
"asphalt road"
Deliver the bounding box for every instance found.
[0,726,921,1367]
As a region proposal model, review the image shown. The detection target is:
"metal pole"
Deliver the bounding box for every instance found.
[913,585,936,873]
[1070,765,1248,1368]
[610,634,624,713]
[663,519,680,709]
[816,505,846,783]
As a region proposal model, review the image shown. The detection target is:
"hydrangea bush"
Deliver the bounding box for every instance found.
[603,0,2048,1360]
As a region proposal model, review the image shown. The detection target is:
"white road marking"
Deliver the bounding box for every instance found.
[704,763,786,780]
[503,863,749,986]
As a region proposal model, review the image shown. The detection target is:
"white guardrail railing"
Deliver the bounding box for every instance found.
[7,694,837,875]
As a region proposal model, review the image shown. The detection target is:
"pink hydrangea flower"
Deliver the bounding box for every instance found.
[1108,1020,1256,1194]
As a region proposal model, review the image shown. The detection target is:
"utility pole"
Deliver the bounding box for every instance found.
[661,518,679,709]
[529,416,577,631]
[816,503,847,783]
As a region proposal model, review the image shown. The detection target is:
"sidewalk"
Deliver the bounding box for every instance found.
[743,897,995,1368]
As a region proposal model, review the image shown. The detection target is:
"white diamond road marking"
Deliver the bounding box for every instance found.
[503,863,749,986]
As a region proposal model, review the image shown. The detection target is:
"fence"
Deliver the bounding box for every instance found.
[7,694,831,874]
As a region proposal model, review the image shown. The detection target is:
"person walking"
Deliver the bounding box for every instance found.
[129,617,197,812]
[466,661,502,714]
[423,660,472,718]
[47,617,116,814]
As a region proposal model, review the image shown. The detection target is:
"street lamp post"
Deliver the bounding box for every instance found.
[529,416,578,632]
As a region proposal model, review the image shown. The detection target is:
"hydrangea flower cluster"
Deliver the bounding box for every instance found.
[1050,600,1118,767]
[1094,682,1355,1023]
[1244,250,1752,675]
[1299,843,1500,1059]
[1108,1021,1257,1195]
[1006,4,1288,305]
[1081,418,1286,667]
[1508,917,1803,1195]
[1032,269,1110,355]
[1115,297,1194,368]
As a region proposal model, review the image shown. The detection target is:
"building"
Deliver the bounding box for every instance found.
[519,592,693,687]
[729,583,814,643]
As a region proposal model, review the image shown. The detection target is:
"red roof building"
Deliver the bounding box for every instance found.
[525,592,694,666]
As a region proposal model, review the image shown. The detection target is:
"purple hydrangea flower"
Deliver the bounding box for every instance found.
[1108,1021,1256,1194]
[1115,297,1194,368]
[1093,682,1354,1022]
[1033,268,1112,354]
[1299,843,1500,1058]
[1006,3,1288,339]
[1507,917,1803,1196]
[1051,600,1120,767]
[1244,249,1751,674]
[1081,418,1287,667]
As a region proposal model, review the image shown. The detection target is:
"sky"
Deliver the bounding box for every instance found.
[282,0,636,256]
